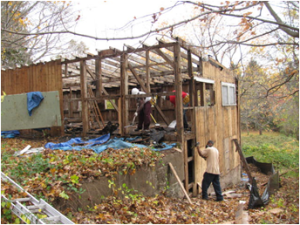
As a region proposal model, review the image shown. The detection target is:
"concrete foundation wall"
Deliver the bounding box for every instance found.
[54,149,184,211]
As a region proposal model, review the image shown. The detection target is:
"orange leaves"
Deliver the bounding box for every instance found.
[243,12,253,17]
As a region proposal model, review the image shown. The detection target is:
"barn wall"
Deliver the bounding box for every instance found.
[194,62,241,190]
[1,60,64,135]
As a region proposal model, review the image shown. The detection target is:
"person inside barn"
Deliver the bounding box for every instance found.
[197,140,224,201]
[162,90,190,130]
[131,88,152,132]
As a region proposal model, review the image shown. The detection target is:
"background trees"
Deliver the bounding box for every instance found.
[1,1,77,68]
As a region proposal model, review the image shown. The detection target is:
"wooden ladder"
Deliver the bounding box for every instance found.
[87,87,105,129]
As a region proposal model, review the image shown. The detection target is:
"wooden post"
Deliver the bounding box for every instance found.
[188,50,195,107]
[68,87,72,118]
[200,82,206,106]
[146,50,150,92]
[174,42,184,138]
[174,42,187,190]
[233,139,253,183]
[80,60,89,136]
[199,56,203,75]
[169,163,193,205]
[95,57,102,98]
[120,53,128,135]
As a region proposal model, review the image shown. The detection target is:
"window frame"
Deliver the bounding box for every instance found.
[221,82,236,106]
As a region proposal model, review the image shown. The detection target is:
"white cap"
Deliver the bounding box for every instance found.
[162,96,166,100]
[131,88,139,95]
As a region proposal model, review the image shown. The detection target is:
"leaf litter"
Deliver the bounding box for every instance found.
[1,137,299,224]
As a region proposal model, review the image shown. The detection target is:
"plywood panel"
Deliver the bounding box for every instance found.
[1,91,62,131]
[1,60,63,134]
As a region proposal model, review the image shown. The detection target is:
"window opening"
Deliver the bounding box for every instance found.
[105,99,115,110]
[195,82,215,106]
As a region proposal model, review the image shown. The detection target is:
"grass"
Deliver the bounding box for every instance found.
[241,131,299,174]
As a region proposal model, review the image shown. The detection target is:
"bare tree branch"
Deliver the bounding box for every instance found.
[264,1,299,38]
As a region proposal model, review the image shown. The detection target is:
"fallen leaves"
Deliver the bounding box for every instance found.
[1,137,299,224]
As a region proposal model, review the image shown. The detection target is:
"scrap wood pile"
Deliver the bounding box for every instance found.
[1,137,299,224]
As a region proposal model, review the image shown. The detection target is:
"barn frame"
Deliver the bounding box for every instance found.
[1,37,241,195]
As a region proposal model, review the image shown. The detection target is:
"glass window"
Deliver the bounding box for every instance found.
[222,82,236,106]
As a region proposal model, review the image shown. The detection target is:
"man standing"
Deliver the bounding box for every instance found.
[131,88,152,131]
[162,90,190,130]
[197,140,223,201]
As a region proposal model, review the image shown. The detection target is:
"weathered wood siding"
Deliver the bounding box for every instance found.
[194,61,240,186]
[1,60,64,134]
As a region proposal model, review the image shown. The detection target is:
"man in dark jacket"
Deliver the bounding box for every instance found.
[131,88,152,131]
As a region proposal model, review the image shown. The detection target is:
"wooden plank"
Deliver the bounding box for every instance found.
[128,64,148,92]
[86,64,95,80]
[153,48,175,69]
[169,163,193,204]
[233,139,253,183]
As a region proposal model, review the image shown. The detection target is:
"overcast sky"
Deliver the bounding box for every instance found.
[72,0,192,52]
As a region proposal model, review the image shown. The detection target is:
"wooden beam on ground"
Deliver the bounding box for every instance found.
[169,163,193,205]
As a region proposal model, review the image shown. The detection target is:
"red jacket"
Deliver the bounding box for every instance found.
[169,91,188,105]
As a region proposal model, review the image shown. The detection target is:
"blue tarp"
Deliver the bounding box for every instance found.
[27,92,44,116]
[45,134,111,151]
[1,130,20,138]
[45,135,177,154]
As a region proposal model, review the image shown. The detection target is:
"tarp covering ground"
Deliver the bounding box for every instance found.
[44,134,177,154]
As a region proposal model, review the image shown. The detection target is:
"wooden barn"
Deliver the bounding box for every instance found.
[1,37,241,196]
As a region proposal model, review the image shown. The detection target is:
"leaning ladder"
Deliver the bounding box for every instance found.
[1,172,74,224]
